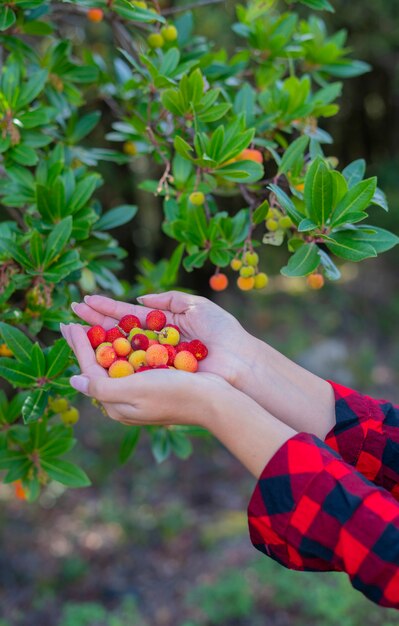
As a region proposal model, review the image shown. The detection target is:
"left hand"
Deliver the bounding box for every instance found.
[61,323,229,428]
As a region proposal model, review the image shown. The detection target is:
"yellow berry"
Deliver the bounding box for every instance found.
[254,273,269,289]
[161,24,178,42]
[237,276,255,291]
[240,266,255,278]
[189,191,205,206]
[244,251,259,267]
[49,397,69,413]
[147,33,165,48]
[60,407,80,426]
[109,360,135,378]
[266,218,279,232]
[128,350,148,371]
[123,141,137,156]
[158,327,180,346]
[279,216,293,229]
[230,258,243,271]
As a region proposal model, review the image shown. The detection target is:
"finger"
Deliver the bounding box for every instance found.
[138,290,203,314]
[70,302,120,330]
[68,324,108,379]
[60,323,73,349]
[80,295,175,326]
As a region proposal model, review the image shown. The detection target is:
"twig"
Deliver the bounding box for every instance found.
[162,0,227,16]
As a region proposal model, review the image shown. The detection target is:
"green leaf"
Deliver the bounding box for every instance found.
[298,218,317,232]
[9,145,38,166]
[95,205,137,231]
[342,159,366,188]
[68,111,101,144]
[43,250,83,282]
[43,216,73,267]
[70,174,101,213]
[29,231,44,267]
[168,429,193,459]
[345,225,399,254]
[323,232,377,261]
[0,7,16,31]
[209,247,231,267]
[31,343,45,377]
[119,427,141,464]
[253,200,270,225]
[0,322,33,363]
[330,177,377,227]
[281,243,320,277]
[304,157,332,225]
[371,187,389,212]
[151,428,171,464]
[278,135,309,176]
[215,160,263,183]
[46,339,71,379]
[299,0,334,10]
[41,459,91,488]
[318,249,341,281]
[22,388,48,424]
[268,184,303,225]
[0,358,37,388]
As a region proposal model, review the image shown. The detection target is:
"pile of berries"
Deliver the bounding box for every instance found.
[87,310,208,378]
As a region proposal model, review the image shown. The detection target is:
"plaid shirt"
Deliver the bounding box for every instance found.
[248,381,399,608]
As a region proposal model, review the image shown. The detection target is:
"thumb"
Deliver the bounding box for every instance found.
[137,290,200,314]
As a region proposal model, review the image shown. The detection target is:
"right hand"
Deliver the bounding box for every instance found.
[69,291,259,387]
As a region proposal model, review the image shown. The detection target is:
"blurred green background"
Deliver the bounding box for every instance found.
[1,1,399,624]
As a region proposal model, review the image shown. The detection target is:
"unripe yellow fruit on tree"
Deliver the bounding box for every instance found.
[189,191,205,206]
[161,25,178,42]
[230,258,242,271]
[254,273,269,289]
[123,141,137,156]
[266,218,279,231]
[244,251,259,266]
[240,266,255,278]
[49,397,69,413]
[279,216,293,229]
[147,33,164,48]
[60,407,80,426]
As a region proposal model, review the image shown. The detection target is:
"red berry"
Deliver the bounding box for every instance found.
[87,325,106,349]
[136,366,152,373]
[105,327,125,343]
[188,339,208,361]
[164,344,177,366]
[87,8,103,22]
[146,309,167,331]
[118,314,142,333]
[154,365,169,369]
[131,333,150,351]
[176,341,191,353]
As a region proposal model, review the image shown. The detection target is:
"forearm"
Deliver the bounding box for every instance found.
[204,386,297,478]
[234,331,336,440]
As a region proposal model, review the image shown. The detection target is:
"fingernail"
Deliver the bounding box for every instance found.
[84,295,92,304]
[71,302,78,313]
[70,375,89,395]
[137,294,155,302]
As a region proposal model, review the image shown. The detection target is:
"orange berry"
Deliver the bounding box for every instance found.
[238,149,263,164]
[209,273,228,292]
[112,337,132,357]
[307,273,325,290]
[14,480,27,501]
[146,344,169,367]
[295,182,305,192]
[95,344,117,368]
[174,350,198,373]
[237,276,255,291]
[87,8,104,22]
[109,360,135,378]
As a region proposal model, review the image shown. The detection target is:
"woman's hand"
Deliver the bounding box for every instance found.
[62,322,297,479]
[69,291,258,387]
[61,322,230,428]
[68,290,336,440]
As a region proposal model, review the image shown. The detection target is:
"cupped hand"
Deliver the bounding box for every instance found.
[68,291,257,386]
[61,322,230,428]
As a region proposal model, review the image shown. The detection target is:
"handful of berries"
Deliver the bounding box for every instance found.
[87,310,208,378]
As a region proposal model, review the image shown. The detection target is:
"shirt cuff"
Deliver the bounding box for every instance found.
[324,381,388,484]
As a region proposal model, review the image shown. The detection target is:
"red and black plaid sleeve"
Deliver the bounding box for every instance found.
[325,381,399,500]
[248,432,399,608]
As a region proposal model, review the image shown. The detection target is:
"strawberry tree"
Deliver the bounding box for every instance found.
[0,0,398,501]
